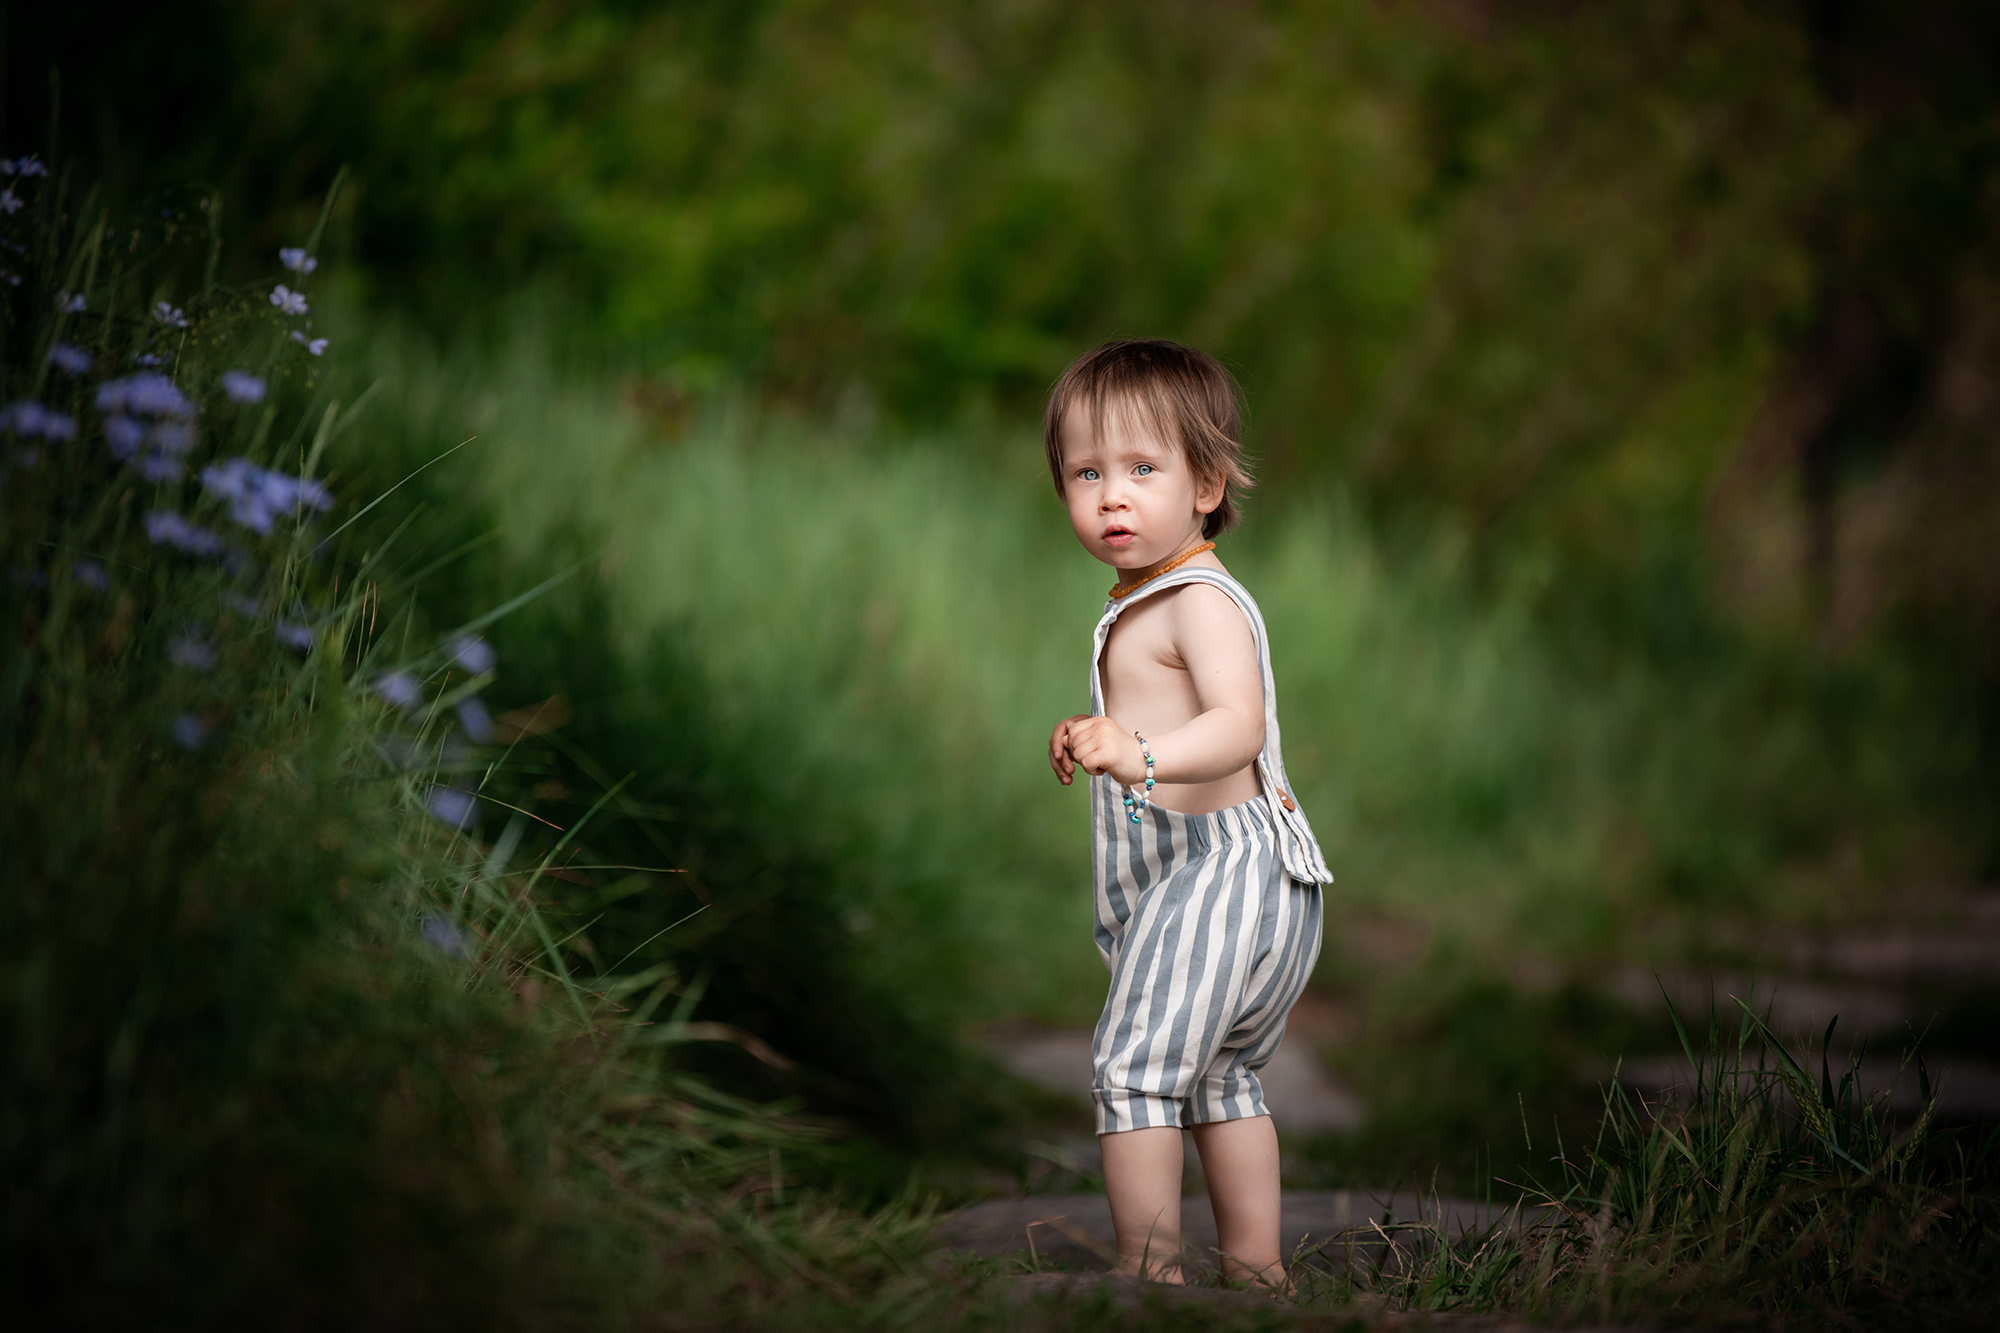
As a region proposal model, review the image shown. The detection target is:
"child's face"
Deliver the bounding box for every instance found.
[1058,397,1223,572]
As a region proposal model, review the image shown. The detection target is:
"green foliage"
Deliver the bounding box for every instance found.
[20,4,2000,688]
[0,156,1011,1331]
[294,308,1977,1240]
[1303,1000,2000,1327]
[0,167,616,1319]
[10,5,2000,1323]
[20,4,2000,871]
[200,0,1436,439]
[1297,980,1653,1196]
[324,307,1970,1023]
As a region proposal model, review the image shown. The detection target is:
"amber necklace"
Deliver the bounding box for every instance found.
[1108,540,1216,600]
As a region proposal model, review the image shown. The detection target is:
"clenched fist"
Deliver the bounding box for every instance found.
[1048,714,1148,787]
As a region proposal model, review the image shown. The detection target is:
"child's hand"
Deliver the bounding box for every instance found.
[1065,716,1148,786]
[1048,715,1093,785]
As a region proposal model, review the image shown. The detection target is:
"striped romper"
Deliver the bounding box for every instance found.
[1088,566,1332,1135]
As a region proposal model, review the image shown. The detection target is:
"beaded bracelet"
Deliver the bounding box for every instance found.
[1121,732,1157,824]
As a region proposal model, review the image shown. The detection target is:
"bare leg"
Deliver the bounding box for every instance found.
[1190,1115,1285,1288]
[1098,1126,1186,1282]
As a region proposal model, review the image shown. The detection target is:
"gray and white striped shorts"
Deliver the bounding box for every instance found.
[1091,784,1323,1134]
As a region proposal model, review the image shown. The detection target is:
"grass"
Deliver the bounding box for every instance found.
[1284,999,2000,1328]
[320,304,1978,1187]
[8,161,1995,1327]
[0,167,993,1327]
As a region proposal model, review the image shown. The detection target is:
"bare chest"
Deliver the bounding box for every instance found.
[1099,596,1202,727]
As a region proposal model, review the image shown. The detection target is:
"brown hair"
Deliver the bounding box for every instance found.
[1043,338,1254,538]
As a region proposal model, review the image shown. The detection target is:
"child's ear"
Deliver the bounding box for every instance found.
[1193,472,1225,516]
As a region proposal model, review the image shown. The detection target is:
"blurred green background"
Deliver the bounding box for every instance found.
[16,0,1999,1188]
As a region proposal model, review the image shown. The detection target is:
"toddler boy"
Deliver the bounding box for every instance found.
[1044,339,1331,1288]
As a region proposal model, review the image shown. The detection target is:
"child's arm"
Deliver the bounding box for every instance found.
[1066,585,1264,786]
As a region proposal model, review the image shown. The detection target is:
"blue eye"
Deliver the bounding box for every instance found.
[1079,468,1100,481]
[1134,464,1154,476]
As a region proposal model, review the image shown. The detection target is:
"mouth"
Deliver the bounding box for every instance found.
[1102,525,1136,548]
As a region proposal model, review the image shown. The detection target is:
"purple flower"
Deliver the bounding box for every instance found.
[169,636,217,671]
[55,292,84,314]
[269,284,309,316]
[426,784,478,830]
[224,593,261,618]
[449,634,496,676]
[73,560,109,590]
[13,159,46,178]
[0,190,20,216]
[131,452,185,483]
[144,509,228,558]
[200,458,267,527]
[152,301,189,328]
[96,373,194,419]
[98,377,199,478]
[171,714,210,749]
[200,457,334,535]
[103,416,144,458]
[274,620,315,652]
[421,916,471,958]
[220,370,266,403]
[2,400,77,440]
[133,354,167,367]
[4,401,47,436]
[47,343,91,375]
[456,695,497,744]
[289,330,329,356]
[279,247,318,274]
[375,670,423,711]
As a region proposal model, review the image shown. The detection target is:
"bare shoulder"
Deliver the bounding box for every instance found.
[1153,581,1255,668]
[1161,580,1251,636]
